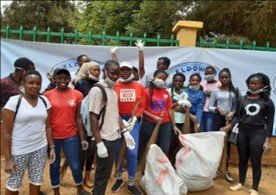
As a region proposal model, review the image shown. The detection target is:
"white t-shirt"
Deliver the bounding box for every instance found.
[4,95,51,155]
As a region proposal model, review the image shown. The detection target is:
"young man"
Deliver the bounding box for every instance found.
[89,60,135,195]
[0,57,35,110]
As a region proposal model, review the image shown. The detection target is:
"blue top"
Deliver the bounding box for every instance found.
[186,88,206,124]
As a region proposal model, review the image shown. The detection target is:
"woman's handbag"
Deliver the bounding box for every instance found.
[228,123,239,145]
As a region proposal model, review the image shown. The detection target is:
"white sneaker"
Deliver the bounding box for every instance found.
[249,189,259,195]
[229,183,244,191]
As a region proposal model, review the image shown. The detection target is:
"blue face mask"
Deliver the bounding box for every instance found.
[189,84,200,91]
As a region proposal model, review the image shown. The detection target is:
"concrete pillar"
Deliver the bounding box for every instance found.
[172,20,203,47]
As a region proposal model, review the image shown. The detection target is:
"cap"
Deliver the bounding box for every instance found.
[54,68,70,76]
[120,61,133,69]
[14,57,35,71]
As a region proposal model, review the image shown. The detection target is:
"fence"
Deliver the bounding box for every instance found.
[1,25,276,51]
[0,25,179,47]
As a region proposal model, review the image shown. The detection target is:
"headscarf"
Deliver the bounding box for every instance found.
[75,61,100,83]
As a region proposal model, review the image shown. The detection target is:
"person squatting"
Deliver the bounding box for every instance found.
[1,46,275,195]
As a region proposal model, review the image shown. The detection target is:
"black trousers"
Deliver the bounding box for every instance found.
[237,125,266,191]
[93,139,118,195]
[80,136,96,172]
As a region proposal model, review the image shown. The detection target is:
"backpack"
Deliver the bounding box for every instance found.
[14,93,47,120]
[80,84,107,136]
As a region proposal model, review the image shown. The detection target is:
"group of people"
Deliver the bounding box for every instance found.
[1,42,275,195]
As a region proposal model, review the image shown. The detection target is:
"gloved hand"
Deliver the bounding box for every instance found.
[49,148,56,164]
[123,131,135,150]
[96,142,108,158]
[135,39,144,50]
[178,99,191,107]
[263,140,271,152]
[127,116,137,131]
[172,124,182,135]
[110,47,119,54]
[81,140,89,150]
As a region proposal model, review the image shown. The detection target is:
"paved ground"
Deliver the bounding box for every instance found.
[1,156,276,195]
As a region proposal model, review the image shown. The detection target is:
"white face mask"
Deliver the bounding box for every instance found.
[120,74,134,83]
[189,84,200,91]
[88,73,99,81]
[248,86,268,94]
[153,78,166,88]
[204,74,215,82]
[105,76,115,88]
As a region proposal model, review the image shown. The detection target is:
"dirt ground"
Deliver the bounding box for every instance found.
[1,156,276,195]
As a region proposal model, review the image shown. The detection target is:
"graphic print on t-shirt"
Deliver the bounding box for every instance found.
[245,103,261,116]
[68,99,76,107]
[120,89,136,102]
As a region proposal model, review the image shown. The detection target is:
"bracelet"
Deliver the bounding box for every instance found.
[172,123,176,127]
[49,145,55,149]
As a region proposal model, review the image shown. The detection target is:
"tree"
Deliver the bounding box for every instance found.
[185,1,276,46]
[1,0,75,31]
[126,1,192,39]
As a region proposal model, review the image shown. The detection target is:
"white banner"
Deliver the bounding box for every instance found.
[1,38,276,135]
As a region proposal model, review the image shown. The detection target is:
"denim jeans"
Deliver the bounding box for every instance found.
[138,118,172,161]
[93,139,118,195]
[50,135,82,188]
[200,111,216,132]
[114,115,139,181]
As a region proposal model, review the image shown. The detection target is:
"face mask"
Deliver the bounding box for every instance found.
[248,86,268,94]
[153,78,166,88]
[204,74,215,82]
[120,74,134,83]
[105,76,115,88]
[88,73,99,81]
[189,84,200,91]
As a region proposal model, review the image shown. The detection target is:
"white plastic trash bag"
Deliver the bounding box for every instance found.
[140,144,187,195]
[175,131,225,191]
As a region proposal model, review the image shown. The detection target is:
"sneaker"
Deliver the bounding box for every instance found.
[111,179,124,192]
[128,185,141,195]
[77,189,91,195]
[249,189,259,195]
[229,183,244,191]
[225,172,234,183]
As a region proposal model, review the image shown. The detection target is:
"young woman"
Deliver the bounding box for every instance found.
[2,70,55,195]
[201,65,221,132]
[138,70,181,160]
[44,69,90,195]
[227,73,275,195]
[167,73,190,166]
[208,68,240,182]
[75,62,101,187]
[186,73,206,133]
[112,61,145,194]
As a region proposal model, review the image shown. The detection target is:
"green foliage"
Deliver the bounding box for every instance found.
[186,1,276,46]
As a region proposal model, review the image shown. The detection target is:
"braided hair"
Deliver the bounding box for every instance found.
[246,73,271,101]
[148,70,168,106]
[171,72,185,101]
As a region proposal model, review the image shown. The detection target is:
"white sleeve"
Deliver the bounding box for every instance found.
[40,95,51,110]
[3,95,19,112]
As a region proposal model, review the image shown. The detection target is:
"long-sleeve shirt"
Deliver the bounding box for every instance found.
[235,96,275,137]
[186,89,206,124]
[208,88,237,113]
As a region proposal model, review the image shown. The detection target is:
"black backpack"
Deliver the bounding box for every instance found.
[14,93,47,120]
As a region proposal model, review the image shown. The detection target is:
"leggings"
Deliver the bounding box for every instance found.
[237,125,266,191]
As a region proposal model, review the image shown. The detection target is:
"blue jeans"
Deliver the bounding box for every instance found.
[50,135,82,188]
[200,111,216,132]
[115,115,139,180]
[138,118,171,161]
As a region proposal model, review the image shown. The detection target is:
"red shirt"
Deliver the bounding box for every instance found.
[114,81,145,117]
[144,87,173,123]
[44,88,83,139]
